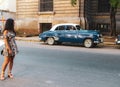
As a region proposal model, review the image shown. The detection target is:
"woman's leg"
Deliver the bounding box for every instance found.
[0,56,10,80]
[8,56,15,78]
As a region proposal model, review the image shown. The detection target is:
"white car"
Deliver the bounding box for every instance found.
[115,35,120,45]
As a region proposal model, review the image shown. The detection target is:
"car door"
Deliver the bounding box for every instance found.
[54,25,66,42]
[63,25,79,43]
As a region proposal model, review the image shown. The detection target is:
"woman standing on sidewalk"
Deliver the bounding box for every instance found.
[0,18,18,80]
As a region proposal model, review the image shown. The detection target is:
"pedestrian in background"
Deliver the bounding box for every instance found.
[0,18,18,80]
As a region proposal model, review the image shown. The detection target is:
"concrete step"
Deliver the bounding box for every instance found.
[103,36,116,42]
[102,36,116,46]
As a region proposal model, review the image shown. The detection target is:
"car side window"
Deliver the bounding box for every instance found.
[55,26,65,30]
[76,25,81,30]
[55,26,59,30]
[66,25,76,30]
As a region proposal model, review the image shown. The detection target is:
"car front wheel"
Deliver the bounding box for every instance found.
[84,39,93,48]
[46,37,55,45]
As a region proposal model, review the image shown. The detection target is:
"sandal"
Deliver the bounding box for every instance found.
[8,73,14,79]
[0,72,5,80]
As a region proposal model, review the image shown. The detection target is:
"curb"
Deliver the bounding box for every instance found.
[15,37,40,42]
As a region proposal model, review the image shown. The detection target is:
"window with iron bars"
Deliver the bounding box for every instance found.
[98,0,110,13]
[40,0,53,12]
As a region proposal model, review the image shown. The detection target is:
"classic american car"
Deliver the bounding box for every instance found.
[39,23,103,48]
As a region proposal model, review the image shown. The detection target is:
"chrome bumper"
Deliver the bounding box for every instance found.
[94,38,103,43]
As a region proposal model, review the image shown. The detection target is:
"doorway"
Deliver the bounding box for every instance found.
[39,23,52,33]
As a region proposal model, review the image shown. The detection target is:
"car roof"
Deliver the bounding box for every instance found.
[50,23,79,31]
[54,23,79,26]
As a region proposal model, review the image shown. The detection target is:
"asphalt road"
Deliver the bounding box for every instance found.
[0,41,120,87]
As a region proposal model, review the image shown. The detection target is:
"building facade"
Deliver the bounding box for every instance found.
[84,0,111,35]
[16,0,120,35]
[0,0,16,31]
[16,0,81,34]
[0,10,16,32]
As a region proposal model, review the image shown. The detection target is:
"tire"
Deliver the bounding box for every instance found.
[46,37,55,45]
[84,39,93,48]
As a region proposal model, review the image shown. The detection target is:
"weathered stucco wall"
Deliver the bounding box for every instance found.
[16,0,81,31]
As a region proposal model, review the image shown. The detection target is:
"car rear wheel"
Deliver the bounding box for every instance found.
[46,37,55,45]
[84,39,93,48]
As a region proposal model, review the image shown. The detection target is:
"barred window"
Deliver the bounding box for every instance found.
[97,23,110,33]
[98,0,110,12]
[40,0,53,12]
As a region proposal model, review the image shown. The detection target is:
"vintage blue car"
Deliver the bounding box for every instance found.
[39,23,103,48]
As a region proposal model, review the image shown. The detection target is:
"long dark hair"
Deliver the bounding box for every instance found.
[3,18,15,34]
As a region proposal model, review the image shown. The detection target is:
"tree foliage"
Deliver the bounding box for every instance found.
[71,0,77,6]
[109,0,120,8]
[109,0,120,36]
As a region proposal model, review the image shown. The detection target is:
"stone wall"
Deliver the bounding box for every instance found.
[16,0,81,32]
[16,0,38,31]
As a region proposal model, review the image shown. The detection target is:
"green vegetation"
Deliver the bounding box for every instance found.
[109,0,120,36]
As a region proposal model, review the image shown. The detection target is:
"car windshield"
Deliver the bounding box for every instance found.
[76,25,81,30]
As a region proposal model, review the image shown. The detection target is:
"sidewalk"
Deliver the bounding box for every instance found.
[15,36,40,42]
